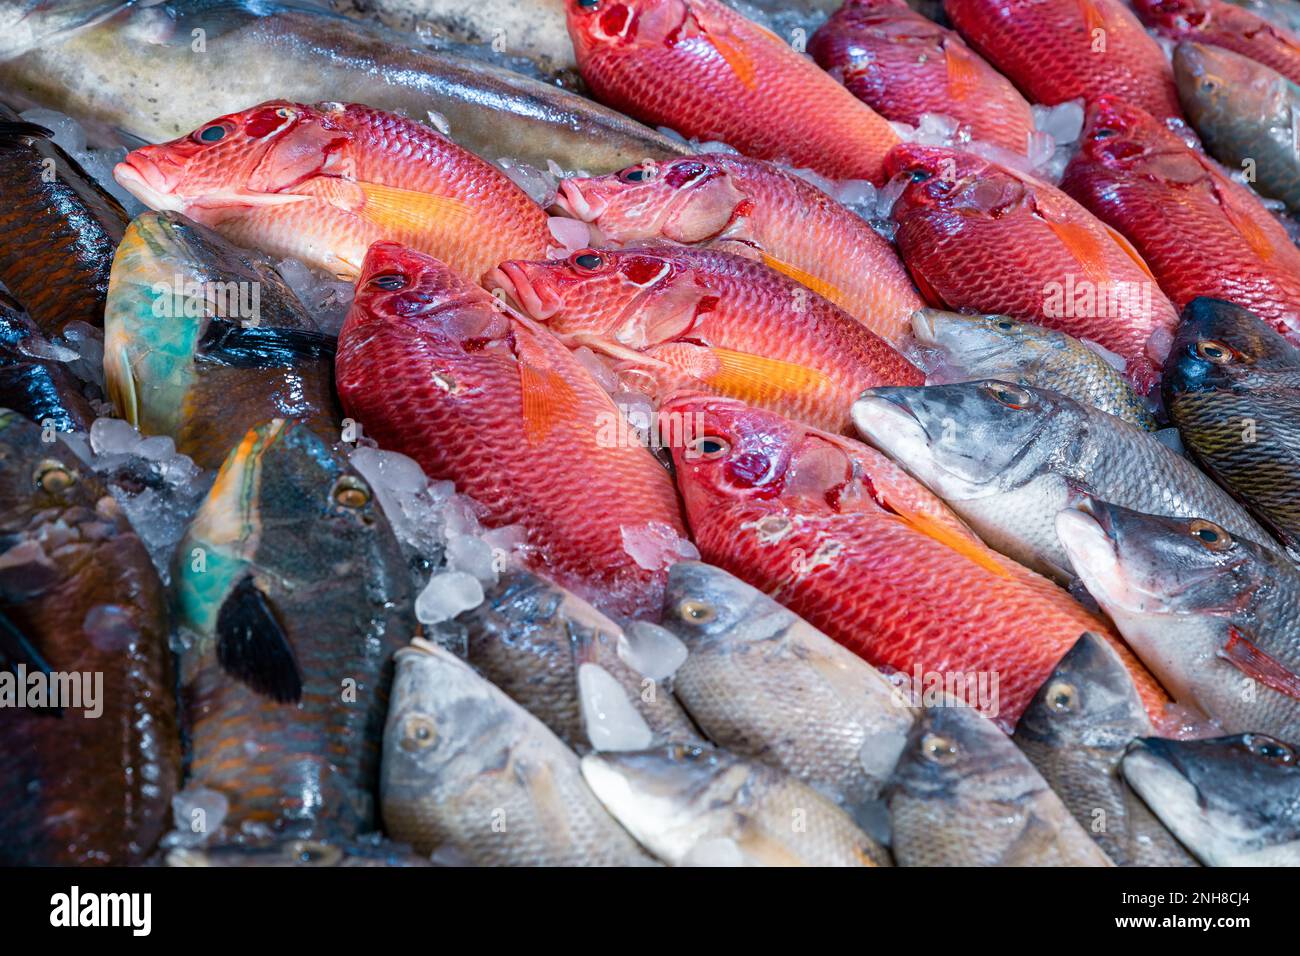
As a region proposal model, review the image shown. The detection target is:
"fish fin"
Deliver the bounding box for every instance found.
[0,608,61,717]
[1222,626,1300,701]
[906,265,948,308]
[513,326,579,445]
[105,341,140,427]
[1042,214,1108,286]
[757,252,850,311]
[943,40,980,100]
[1100,222,1158,282]
[890,506,1012,579]
[1199,165,1278,262]
[1076,0,1106,33]
[697,347,834,402]
[197,319,337,368]
[215,575,302,704]
[0,120,53,144]
[709,33,759,91]
[356,181,476,237]
[570,333,676,371]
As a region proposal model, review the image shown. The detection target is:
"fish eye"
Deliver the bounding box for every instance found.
[668,744,705,761]
[619,164,655,183]
[1200,80,1218,93]
[572,251,605,271]
[920,733,959,764]
[908,167,933,182]
[1188,518,1232,551]
[677,599,716,624]
[289,841,342,866]
[577,0,599,7]
[1244,734,1295,764]
[369,273,408,291]
[35,460,76,494]
[986,381,1032,409]
[1094,128,1117,139]
[401,714,437,750]
[1045,681,1078,714]
[687,435,730,459]
[195,123,229,144]
[332,475,372,509]
[991,316,1016,331]
[1195,339,1234,364]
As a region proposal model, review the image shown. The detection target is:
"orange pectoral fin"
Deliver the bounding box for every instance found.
[758,252,851,312]
[1044,215,1109,286]
[1100,222,1158,282]
[513,326,579,445]
[356,181,476,238]
[944,41,980,100]
[1223,626,1300,701]
[698,347,835,404]
[709,33,759,91]
[1077,0,1106,33]
[891,506,1012,579]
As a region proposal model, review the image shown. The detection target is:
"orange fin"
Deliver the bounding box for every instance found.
[356,181,476,237]
[944,40,980,100]
[686,347,834,406]
[1223,626,1300,701]
[758,252,850,311]
[1077,0,1106,33]
[891,506,1012,579]
[1044,214,1109,286]
[710,33,759,91]
[1100,222,1158,282]
[1211,176,1277,262]
[513,326,578,445]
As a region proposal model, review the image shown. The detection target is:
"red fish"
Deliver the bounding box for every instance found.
[114,101,552,282]
[945,0,1186,123]
[491,245,922,433]
[1134,0,1300,85]
[335,243,687,620]
[1062,96,1300,341]
[553,154,924,342]
[565,0,901,183]
[886,144,1180,393]
[662,394,1169,729]
[809,0,1037,154]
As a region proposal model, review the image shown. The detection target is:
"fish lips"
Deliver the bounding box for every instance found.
[851,389,931,454]
[555,178,606,222]
[490,261,563,322]
[113,155,186,214]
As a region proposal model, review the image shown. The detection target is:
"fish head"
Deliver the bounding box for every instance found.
[492,247,698,346]
[0,410,98,536]
[555,157,748,245]
[662,560,774,643]
[852,380,1062,502]
[1122,733,1300,865]
[1132,0,1210,32]
[113,101,348,223]
[909,309,1059,383]
[889,704,1027,805]
[1015,633,1153,754]
[1075,96,1176,172]
[1164,297,1300,394]
[1173,42,1281,130]
[885,145,1024,219]
[566,0,689,64]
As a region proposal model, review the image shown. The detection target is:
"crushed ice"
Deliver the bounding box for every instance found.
[617,620,689,682]
[577,662,655,752]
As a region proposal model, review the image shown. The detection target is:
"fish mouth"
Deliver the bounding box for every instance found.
[556,179,606,222]
[851,391,930,452]
[1056,505,1178,615]
[909,309,940,346]
[113,154,185,213]
[491,261,562,322]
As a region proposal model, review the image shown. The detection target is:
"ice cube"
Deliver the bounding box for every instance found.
[1033,100,1085,146]
[577,663,654,752]
[618,620,689,682]
[547,215,591,254]
[89,417,142,456]
[621,521,701,572]
[445,533,498,586]
[414,571,484,624]
[168,787,229,847]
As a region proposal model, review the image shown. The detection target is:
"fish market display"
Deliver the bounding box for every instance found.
[886,145,1180,394]
[381,639,656,865]
[1134,0,1300,86]
[0,0,684,173]
[492,245,922,433]
[1013,634,1198,866]
[566,0,901,182]
[1174,42,1300,215]
[104,212,339,470]
[1164,298,1300,552]
[910,309,1157,429]
[581,744,889,865]
[0,106,127,336]
[1122,733,1300,866]
[1058,498,1300,742]
[663,394,1166,729]
[809,0,1036,153]
[174,420,416,842]
[1062,98,1300,340]
[114,101,553,282]
[888,704,1115,866]
[336,243,687,620]
[0,411,179,865]
[661,561,916,819]
[943,0,1184,122]
[551,154,925,341]
[853,380,1272,581]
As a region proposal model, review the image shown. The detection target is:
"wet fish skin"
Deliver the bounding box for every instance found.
[1013,634,1198,867]
[115,100,552,283]
[889,704,1115,866]
[1174,42,1300,215]
[492,245,922,434]
[809,0,1035,154]
[1134,0,1300,86]
[581,744,888,865]
[910,309,1157,430]
[0,293,97,433]
[381,640,657,865]
[1122,733,1300,866]
[661,560,916,820]
[886,144,1180,395]
[944,0,1184,122]
[852,380,1271,583]
[174,419,417,843]
[1062,97,1300,344]
[663,394,1165,730]
[0,410,179,865]
[336,242,687,621]
[1057,498,1300,742]
[1222,0,1300,32]
[552,154,926,344]
[1165,301,1300,555]
[103,211,340,470]
[461,567,699,750]
[0,106,127,337]
[166,837,434,867]
[566,0,901,183]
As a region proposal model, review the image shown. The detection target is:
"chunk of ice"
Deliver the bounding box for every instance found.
[415,570,484,624]
[166,787,229,848]
[618,620,689,682]
[621,521,701,572]
[578,663,654,752]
